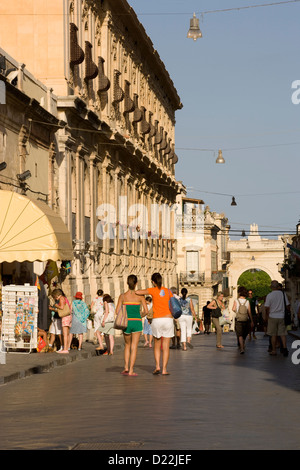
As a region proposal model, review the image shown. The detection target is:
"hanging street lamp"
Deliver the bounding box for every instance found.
[187,13,202,41]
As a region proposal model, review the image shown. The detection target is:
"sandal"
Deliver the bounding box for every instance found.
[128,372,138,377]
[121,370,129,375]
[153,369,161,375]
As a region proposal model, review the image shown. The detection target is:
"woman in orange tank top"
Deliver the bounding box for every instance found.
[136,272,173,376]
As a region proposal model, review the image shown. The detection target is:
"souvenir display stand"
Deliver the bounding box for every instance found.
[1,284,38,353]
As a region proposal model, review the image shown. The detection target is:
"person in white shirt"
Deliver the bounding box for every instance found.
[91,289,105,353]
[264,280,290,357]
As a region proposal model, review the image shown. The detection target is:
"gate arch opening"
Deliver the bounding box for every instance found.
[237,269,272,298]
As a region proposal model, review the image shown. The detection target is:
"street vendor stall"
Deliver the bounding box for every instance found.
[0,190,74,356]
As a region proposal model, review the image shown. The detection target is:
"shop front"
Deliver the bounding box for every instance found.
[0,190,74,355]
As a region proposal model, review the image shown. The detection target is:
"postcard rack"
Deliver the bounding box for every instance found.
[1,284,38,353]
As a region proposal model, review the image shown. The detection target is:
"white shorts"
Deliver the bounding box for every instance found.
[151,317,174,339]
[49,318,62,335]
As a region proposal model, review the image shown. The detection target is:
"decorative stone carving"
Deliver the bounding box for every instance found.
[84,41,98,81]
[70,23,84,66]
[97,56,110,92]
[112,69,124,104]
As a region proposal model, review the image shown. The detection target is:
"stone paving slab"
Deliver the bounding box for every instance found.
[1,330,299,386]
[0,330,300,451]
[0,337,124,385]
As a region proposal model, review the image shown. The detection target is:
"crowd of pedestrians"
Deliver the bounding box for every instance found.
[44,274,296,373]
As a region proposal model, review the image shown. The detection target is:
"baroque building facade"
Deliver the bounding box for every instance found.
[0,46,61,284]
[176,194,230,314]
[0,0,183,303]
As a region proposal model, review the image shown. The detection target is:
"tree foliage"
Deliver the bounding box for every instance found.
[237,270,272,298]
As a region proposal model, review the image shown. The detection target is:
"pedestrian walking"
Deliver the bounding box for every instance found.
[247,289,259,340]
[178,288,197,350]
[68,292,90,351]
[232,286,254,354]
[91,289,105,353]
[98,294,116,355]
[202,301,212,334]
[51,288,72,354]
[169,286,181,349]
[48,299,63,351]
[265,280,290,357]
[208,292,225,349]
[116,275,148,376]
[143,296,153,348]
[136,272,174,375]
[258,296,268,336]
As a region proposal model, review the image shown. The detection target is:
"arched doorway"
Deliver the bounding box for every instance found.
[237,269,272,298]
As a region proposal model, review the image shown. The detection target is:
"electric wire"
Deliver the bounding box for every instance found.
[132,0,300,16]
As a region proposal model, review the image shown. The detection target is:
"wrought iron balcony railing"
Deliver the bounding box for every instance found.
[180,271,205,283]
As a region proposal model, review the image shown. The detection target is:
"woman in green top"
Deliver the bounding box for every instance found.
[116,275,148,376]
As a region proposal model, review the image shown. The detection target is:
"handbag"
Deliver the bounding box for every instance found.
[58,301,70,318]
[114,300,128,330]
[168,292,182,319]
[212,300,222,318]
[147,306,154,322]
[282,291,291,326]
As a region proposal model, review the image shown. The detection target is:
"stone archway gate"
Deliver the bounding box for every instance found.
[227,224,288,311]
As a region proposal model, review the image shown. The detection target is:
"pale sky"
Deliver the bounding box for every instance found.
[128,0,300,239]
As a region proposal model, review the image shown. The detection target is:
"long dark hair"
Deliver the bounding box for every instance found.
[127,274,138,290]
[181,288,188,300]
[151,272,162,288]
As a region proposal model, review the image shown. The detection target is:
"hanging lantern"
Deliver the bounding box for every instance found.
[231,197,237,206]
[216,149,225,164]
[187,13,202,41]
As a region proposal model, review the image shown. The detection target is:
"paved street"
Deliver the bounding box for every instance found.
[0,331,299,451]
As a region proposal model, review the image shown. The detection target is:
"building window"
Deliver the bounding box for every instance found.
[186,250,199,276]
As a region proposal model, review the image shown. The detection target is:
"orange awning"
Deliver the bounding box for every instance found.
[0,190,74,262]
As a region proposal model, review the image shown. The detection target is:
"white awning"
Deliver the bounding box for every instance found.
[0,190,74,263]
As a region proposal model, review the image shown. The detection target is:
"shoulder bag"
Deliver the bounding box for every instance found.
[168,290,182,319]
[58,300,70,318]
[211,300,222,318]
[114,296,128,330]
[283,291,291,326]
[146,306,154,322]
